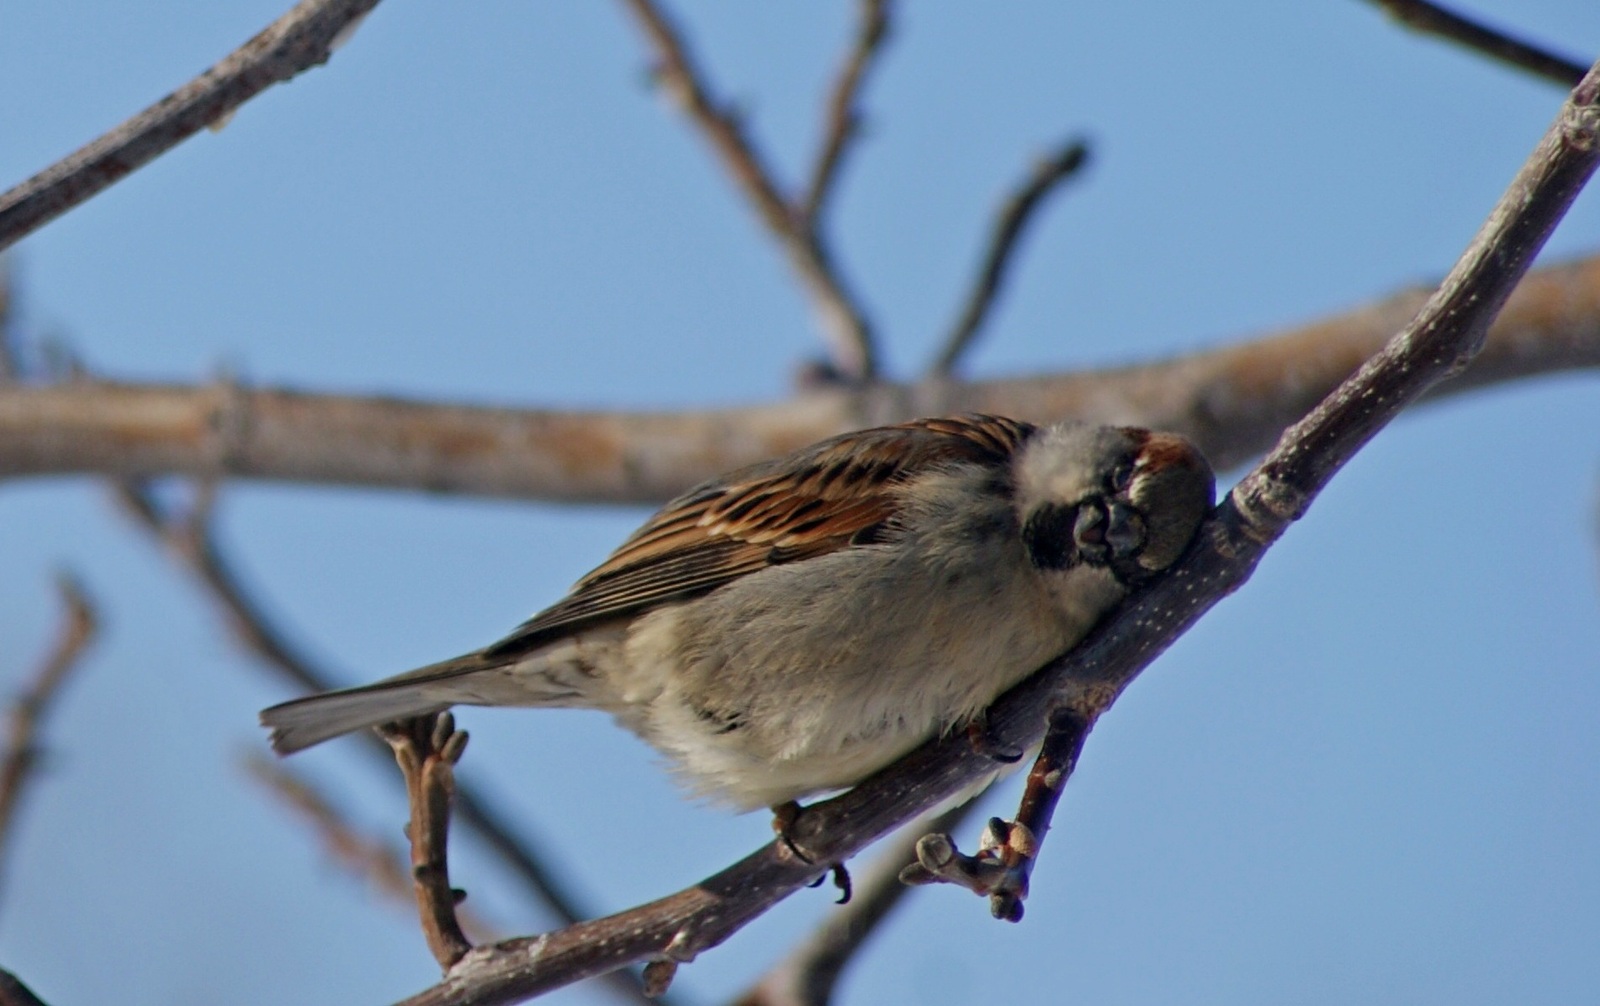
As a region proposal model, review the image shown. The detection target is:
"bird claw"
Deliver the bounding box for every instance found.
[965,713,1024,763]
[772,801,852,903]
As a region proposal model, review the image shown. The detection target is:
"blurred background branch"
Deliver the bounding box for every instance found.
[0,575,98,913]
[1364,0,1589,85]
[3,252,1596,500]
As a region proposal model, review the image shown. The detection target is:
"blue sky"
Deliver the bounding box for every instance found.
[2,3,1598,1005]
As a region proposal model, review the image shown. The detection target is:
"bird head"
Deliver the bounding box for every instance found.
[1014,423,1214,586]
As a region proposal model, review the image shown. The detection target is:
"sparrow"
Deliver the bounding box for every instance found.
[261,415,1214,811]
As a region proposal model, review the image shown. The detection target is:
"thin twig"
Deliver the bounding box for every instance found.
[930,140,1091,375]
[1365,0,1588,87]
[0,575,98,907]
[618,0,878,380]
[737,799,981,1006]
[6,248,1596,500]
[109,482,663,1006]
[0,0,382,252]
[388,55,1600,1006]
[900,709,1090,921]
[0,969,51,1006]
[800,0,893,226]
[242,751,500,944]
[383,714,475,971]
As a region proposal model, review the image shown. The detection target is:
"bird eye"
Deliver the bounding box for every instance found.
[1109,458,1136,493]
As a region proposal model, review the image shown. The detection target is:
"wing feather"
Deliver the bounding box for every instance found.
[484,414,1035,656]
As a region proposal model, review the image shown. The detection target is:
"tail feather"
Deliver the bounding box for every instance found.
[261,651,507,754]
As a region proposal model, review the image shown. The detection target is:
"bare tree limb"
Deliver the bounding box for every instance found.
[0,969,51,1006]
[736,800,980,1006]
[0,0,382,253]
[1365,0,1589,87]
[929,140,1091,376]
[0,574,98,908]
[389,57,1600,1006]
[800,0,893,227]
[109,483,662,1006]
[242,751,502,944]
[4,250,1597,502]
[618,0,878,380]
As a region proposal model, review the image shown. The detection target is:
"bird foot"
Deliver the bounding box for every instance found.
[770,800,852,904]
[965,712,1024,763]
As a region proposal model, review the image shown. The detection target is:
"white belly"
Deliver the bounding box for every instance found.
[610,530,1121,809]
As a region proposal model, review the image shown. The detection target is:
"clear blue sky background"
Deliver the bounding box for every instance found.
[2,3,1598,1004]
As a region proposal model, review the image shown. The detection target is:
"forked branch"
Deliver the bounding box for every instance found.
[618,0,879,379]
[900,708,1090,921]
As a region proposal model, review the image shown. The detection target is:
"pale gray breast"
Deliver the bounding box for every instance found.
[633,464,1094,765]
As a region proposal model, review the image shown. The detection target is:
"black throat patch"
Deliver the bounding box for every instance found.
[1021,502,1079,570]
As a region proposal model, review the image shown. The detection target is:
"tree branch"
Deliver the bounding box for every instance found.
[914,43,1600,922]
[800,0,893,227]
[0,0,383,253]
[110,483,662,1006]
[1364,0,1589,87]
[0,574,98,908]
[0,969,51,1006]
[929,139,1091,375]
[617,0,878,380]
[384,715,475,971]
[388,56,1600,1006]
[4,250,1597,501]
[898,709,1090,921]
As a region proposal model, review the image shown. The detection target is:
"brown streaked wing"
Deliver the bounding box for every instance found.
[483,414,1036,656]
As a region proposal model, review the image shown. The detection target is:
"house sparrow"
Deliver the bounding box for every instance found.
[261,415,1214,810]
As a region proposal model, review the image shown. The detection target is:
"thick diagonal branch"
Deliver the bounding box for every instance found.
[388,56,1600,1006]
[0,0,383,252]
